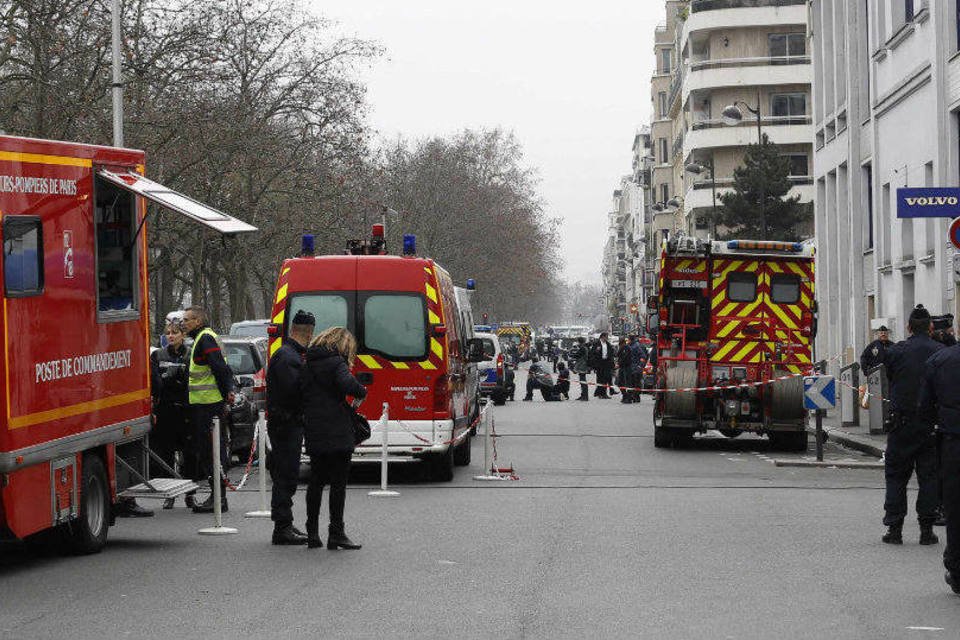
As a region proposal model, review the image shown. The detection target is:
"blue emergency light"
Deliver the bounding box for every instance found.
[466,278,476,290]
[403,234,416,256]
[301,233,315,257]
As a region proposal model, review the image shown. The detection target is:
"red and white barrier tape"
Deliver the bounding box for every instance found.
[219,420,259,492]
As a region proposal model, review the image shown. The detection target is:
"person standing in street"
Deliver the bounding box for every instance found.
[182,306,235,514]
[570,336,590,401]
[860,325,892,374]
[150,320,194,510]
[265,310,315,545]
[300,327,367,550]
[616,336,630,399]
[592,332,615,398]
[919,323,960,593]
[880,305,943,545]
[627,335,648,404]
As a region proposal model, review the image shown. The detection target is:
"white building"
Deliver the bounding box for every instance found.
[602,159,649,334]
[811,0,960,365]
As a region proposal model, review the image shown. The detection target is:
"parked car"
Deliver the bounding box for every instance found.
[229,319,271,339]
[221,336,269,462]
[475,332,515,406]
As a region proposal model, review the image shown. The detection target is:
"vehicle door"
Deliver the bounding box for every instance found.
[708,256,764,382]
[761,259,814,374]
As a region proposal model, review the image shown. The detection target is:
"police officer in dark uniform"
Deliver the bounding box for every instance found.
[880,305,943,545]
[266,310,315,545]
[919,323,960,593]
[932,314,957,347]
[860,325,891,373]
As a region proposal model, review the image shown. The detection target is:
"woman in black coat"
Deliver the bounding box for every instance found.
[300,326,367,550]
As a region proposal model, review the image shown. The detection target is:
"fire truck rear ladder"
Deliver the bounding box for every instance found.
[117,438,199,500]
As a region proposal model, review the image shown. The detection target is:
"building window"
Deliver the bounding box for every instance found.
[768,33,806,59]
[660,49,672,74]
[782,154,809,176]
[658,138,668,164]
[771,93,807,117]
[864,163,874,250]
[3,216,43,298]
[660,184,669,204]
[905,0,915,22]
[658,92,668,118]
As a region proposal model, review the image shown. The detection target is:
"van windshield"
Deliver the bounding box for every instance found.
[363,294,426,359]
[288,294,352,334]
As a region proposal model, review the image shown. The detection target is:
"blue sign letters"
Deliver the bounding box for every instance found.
[897,188,960,219]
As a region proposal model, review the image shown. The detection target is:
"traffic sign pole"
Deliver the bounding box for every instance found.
[815,409,824,462]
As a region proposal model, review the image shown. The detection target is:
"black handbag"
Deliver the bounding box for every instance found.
[349,405,371,445]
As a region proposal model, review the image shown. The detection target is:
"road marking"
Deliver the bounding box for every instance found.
[905,627,943,632]
[438,560,458,565]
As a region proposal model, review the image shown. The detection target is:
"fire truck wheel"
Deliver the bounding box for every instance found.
[771,374,805,420]
[68,454,110,555]
[770,430,808,452]
[491,392,506,406]
[663,368,697,419]
[453,434,472,466]
[429,446,455,481]
[653,425,673,448]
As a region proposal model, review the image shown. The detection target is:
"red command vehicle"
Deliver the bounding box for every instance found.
[269,228,483,481]
[0,134,255,553]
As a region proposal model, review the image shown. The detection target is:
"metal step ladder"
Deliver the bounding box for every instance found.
[116,436,199,500]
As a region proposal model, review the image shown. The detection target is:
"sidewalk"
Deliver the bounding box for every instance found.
[807,406,886,459]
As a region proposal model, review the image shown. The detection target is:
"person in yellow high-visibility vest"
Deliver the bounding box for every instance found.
[182,306,236,514]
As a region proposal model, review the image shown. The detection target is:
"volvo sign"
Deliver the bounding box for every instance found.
[897,188,960,218]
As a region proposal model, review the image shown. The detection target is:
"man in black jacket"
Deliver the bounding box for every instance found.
[880,305,943,545]
[266,310,315,545]
[592,333,616,398]
[182,306,236,514]
[919,329,960,593]
[860,325,891,374]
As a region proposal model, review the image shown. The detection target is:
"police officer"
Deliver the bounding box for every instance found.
[932,314,957,347]
[919,322,960,593]
[266,310,315,545]
[150,320,194,509]
[860,325,892,374]
[880,305,943,545]
[182,306,235,514]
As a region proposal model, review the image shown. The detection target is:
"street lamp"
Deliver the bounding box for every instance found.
[722,89,767,239]
[685,158,717,236]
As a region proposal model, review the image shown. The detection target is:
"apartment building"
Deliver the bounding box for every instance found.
[812,0,960,367]
[648,0,813,239]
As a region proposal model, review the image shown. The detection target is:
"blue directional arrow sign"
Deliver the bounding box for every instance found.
[803,375,836,410]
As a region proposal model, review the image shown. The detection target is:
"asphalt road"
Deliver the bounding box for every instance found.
[3,370,960,639]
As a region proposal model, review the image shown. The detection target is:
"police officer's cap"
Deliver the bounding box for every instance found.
[293,310,316,326]
[909,304,931,322]
[933,314,954,330]
[877,325,889,332]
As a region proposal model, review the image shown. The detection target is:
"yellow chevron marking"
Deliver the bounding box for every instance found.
[769,303,798,329]
[712,287,727,309]
[282,267,291,276]
[357,355,382,369]
[786,261,807,277]
[713,340,740,361]
[425,282,438,303]
[431,338,443,359]
[269,339,281,356]
[272,309,285,325]
[719,302,739,317]
[428,310,440,325]
[391,361,410,370]
[795,351,811,363]
[738,298,764,318]
[786,364,802,373]
[275,283,288,304]
[749,350,763,363]
[717,321,740,338]
[732,341,759,362]
[419,360,437,370]
[721,260,745,279]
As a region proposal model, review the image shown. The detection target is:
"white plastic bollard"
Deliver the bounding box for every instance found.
[473,404,504,481]
[199,416,239,535]
[369,402,399,497]
[245,410,271,518]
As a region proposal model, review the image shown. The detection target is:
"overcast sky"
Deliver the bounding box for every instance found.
[315,1,662,283]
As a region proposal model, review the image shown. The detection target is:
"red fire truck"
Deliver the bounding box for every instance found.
[651,235,816,450]
[269,227,483,481]
[0,134,255,553]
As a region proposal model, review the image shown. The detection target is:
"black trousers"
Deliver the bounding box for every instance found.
[883,416,938,527]
[577,372,589,399]
[942,434,960,574]
[151,405,196,480]
[306,450,352,535]
[268,420,303,527]
[555,378,570,398]
[191,402,228,489]
[595,366,613,397]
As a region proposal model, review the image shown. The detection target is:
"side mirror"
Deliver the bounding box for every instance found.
[465,338,485,363]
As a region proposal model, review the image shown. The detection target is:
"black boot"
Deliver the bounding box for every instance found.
[946,571,960,595]
[115,498,154,518]
[191,493,228,513]
[920,524,939,545]
[272,524,307,546]
[882,523,903,545]
[305,521,322,549]
[327,525,361,550]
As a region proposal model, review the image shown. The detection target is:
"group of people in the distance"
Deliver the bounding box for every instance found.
[522,332,650,403]
[858,305,960,595]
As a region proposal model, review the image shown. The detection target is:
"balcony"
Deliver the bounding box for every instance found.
[683,57,811,105]
[683,116,812,159]
[683,175,814,210]
[691,0,805,11]
[682,2,807,51]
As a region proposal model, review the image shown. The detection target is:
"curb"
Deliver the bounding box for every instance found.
[773,459,884,469]
[807,424,885,459]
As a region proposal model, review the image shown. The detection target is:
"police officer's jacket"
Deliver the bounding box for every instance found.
[920,344,960,434]
[859,339,890,374]
[882,334,944,414]
[151,344,189,410]
[266,339,307,423]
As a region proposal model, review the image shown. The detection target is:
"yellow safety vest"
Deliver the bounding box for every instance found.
[188,327,224,405]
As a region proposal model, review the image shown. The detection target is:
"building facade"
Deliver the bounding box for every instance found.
[811,0,960,366]
[648,0,814,239]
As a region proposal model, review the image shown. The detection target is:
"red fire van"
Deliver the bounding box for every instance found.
[269,228,482,481]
